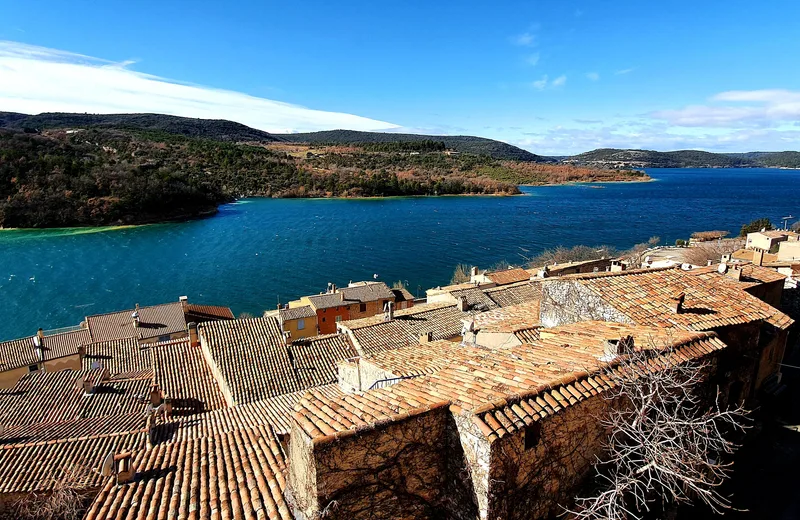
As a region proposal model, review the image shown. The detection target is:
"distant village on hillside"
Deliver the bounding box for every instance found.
[0,228,799,519]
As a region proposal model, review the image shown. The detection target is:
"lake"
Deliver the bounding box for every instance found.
[0,167,797,341]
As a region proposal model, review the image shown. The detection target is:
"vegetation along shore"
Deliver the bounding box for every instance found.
[0,112,647,228]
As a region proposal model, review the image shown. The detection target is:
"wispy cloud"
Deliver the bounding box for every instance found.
[531,74,566,90]
[652,89,800,127]
[615,68,634,75]
[512,32,536,47]
[0,40,397,133]
[586,72,600,81]
[532,75,549,90]
[525,53,540,66]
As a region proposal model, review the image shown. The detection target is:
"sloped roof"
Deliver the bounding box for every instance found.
[0,328,90,372]
[293,322,723,444]
[152,338,227,415]
[280,305,316,321]
[199,317,357,404]
[84,424,292,520]
[344,303,472,356]
[86,302,187,342]
[472,301,541,333]
[449,287,498,311]
[484,268,531,286]
[307,282,395,310]
[484,280,542,308]
[81,337,152,379]
[185,303,235,322]
[561,267,793,331]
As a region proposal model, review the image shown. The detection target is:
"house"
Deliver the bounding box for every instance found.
[279,305,318,339]
[391,286,416,310]
[778,238,800,262]
[745,229,799,253]
[287,322,727,520]
[86,301,188,344]
[290,281,396,334]
[0,327,89,388]
[538,267,793,399]
[527,257,616,278]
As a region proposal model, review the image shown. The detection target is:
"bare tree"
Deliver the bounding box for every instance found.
[450,263,473,284]
[624,236,661,269]
[570,340,748,520]
[14,467,91,520]
[682,239,743,266]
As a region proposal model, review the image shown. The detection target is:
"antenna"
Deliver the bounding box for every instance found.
[780,215,795,230]
[100,452,114,477]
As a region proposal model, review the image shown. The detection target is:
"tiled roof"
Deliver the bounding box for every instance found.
[307,282,395,310]
[199,317,357,404]
[484,268,531,285]
[344,303,472,356]
[358,340,470,378]
[185,303,235,322]
[392,286,415,302]
[686,263,787,289]
[0,429,146,493]
[472,301,541,333]
[449,287,498,311]
[84,425,292,520]
[151,384,344,443]
[0,328,90,372]
[280,305,316,321]
[0,412,146,448]
[293,322,723,444]
[81,337,152,379]
[152,338,227,415]
[514,327,541,344]
[759,230,798,239]
[484,280,542,308]
[86,302,187,342]
[0,368,149,428]
[563,267,793,331]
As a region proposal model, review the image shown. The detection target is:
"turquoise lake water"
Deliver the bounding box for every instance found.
[0,167,797,341]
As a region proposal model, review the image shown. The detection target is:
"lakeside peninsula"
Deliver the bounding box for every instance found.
[0,112,647,229]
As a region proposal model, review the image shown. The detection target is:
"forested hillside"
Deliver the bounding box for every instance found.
[569,148,800,168]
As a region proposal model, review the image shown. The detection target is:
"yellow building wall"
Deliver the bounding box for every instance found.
[283,316,319,339]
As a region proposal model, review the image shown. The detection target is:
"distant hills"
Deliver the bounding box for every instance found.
[275,129,547,162]
[567,148,800,169]
[0,112,542,162]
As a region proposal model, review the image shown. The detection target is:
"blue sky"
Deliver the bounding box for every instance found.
[1,0,799,154]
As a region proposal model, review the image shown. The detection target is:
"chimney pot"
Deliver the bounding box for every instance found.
[419,331,433,343]
[188,322,199,348]
[603,335,634,359]
[457,295,469,312]
[384,301,395,321]
[671,292,685,314]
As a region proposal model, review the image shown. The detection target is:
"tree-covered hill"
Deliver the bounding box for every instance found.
[568,148,800,168]
[278,129,547,162]
[0,112,284,143]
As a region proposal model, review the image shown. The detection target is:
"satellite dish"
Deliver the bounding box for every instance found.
[100,452,114,477]
[717,263,728,274]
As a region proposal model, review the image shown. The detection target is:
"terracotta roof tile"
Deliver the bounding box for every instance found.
[279,305,316,321]
[199,317,357,404]
[81,337,151,378]
[86,302,187,342]
[84,424,292,520]
[484,280,542,308]
[484,268,531,286]
[152,338,227,415]
[184,303,235,322]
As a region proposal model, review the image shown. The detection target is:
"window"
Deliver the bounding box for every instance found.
[321,317,326,323]
[335,315,343,323]
[28,364,39,372]
[297,318,305,330]
[524,423,541,450]
[360,303,367,312]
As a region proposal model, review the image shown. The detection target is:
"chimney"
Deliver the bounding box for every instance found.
[707,260,713,266]
[188,322,199,348]
[670,292,685,314]
[384,301,395,321]
[283,330,292,345]
[470,266,479,277]
[537,266,549,279]
[727,265,742,282]
[419,331,433,343]
[83,378,94,395]
[753,249,764,267]
[603,335,634,360]
[32,330,45,362]
[114,453,136,485]
[610,260,624,273]
[457,295,469,312]
[132,304,141,328]
[77,344,86,361]
[721,254,732,263]
[149,385,163,408]
[179,295,188,311]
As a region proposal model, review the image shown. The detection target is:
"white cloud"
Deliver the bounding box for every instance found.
[525,53,540,66]
[615,68,634,75]
[0,40,397,133]
[586,72,600,81]
[551,75,567,87]
[532,75,549,90]
[652,89,800,127]
[512,32,536,47]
